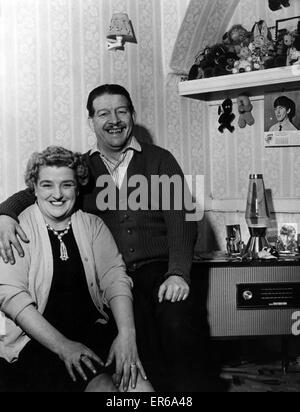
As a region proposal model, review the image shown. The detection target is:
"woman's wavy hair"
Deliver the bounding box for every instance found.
[25,146,89,192]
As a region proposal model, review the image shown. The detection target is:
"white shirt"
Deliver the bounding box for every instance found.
[89,136,142,188]
[269,119,298,132]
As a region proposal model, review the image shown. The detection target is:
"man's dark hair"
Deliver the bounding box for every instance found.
[273,95,296,119]
[86,84,135,117]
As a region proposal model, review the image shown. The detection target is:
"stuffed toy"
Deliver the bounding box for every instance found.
[232,46,253,73]
[223,24,251,55]
[268,0,290,11]
[188,44,236,80]
[237,94,255,128]
[250,20,275,69]
[218,98,235,133]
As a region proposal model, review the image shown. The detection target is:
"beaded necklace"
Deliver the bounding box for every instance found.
[46,220,72,261]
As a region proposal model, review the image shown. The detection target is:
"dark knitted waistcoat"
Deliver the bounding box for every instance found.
[80,143,197,280]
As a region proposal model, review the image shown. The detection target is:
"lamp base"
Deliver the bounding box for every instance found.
[242,227,270,259]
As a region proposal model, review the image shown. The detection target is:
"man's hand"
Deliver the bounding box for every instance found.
[0,215,29,264]
[158,275,190,303]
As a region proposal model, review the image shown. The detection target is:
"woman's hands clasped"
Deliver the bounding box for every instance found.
[105,329,147,392]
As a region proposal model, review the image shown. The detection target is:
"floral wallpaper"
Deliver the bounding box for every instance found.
[1,0,299,252]
[0,0,192,200]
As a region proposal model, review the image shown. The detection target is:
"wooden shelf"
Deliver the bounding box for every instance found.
[178,66,300,100]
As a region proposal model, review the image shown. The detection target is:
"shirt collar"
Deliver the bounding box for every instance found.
[89,136,142,157]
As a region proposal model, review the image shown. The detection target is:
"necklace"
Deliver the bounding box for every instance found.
[46,221,72,261]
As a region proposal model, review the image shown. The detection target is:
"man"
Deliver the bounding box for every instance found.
[0,84,216,391]
[268,96,298,132]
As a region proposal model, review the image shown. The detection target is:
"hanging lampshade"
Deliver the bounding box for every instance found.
[106,13,135,51]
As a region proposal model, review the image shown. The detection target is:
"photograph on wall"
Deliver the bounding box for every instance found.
[264,90,300,147]
[276,223,299,254]
[275,16,300,42]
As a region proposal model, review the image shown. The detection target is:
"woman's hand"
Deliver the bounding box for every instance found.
[58,340,104,383]
[105,330,147,392]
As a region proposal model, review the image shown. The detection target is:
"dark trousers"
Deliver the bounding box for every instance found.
[129,261,218,392]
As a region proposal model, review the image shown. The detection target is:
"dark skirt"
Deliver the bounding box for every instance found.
[0,319,117,392]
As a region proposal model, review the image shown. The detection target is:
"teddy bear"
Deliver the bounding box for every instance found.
[223,24,251,55]
[218,98,235,133]
[232,46,253,74]
[237,94,255,128]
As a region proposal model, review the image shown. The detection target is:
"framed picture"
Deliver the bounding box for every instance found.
[264,90,300,147]
[276,223,298,254]
[275,16,300,41]
[226,224,243,255]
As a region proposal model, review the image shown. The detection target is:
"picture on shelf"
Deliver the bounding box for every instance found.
[226,224,243,255]
[264,90,300,147]
[276,223,298,254]
[276,16,300,41]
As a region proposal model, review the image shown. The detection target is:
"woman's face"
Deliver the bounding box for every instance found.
[34,166,78,227]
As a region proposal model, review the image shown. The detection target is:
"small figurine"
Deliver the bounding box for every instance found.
[237,94,255,128]
[218,98,235,133]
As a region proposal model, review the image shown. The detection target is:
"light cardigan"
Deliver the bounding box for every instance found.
[0,204,133,363]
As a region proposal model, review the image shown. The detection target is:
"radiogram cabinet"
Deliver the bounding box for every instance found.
[191,260,300,337]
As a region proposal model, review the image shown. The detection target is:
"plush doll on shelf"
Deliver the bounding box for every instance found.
[250,20,275,69]
[223,24,251,55]
[232,46,253,73]
[237,94,255,128]
[218,98,235,133]
[188,44,236,80]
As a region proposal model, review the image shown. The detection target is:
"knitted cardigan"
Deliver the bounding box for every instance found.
[0,204,132,362]
[0,143,197,282]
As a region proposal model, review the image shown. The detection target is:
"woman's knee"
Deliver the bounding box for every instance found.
[84,373,118,392]
[126,374,155,393]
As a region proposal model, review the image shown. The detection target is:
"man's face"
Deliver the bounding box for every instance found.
[274,105,290,122]
[89,94,135,156]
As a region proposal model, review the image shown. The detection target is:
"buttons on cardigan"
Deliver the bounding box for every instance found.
[129,248,135,253]
[84,257,88,262]
[124,213,129,220]
[127,229,132,235]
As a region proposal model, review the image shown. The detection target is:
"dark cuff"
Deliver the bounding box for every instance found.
[164,271,190,285]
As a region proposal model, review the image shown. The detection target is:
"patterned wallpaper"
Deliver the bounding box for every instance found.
[0,0,193,200]
[1,0,299,252]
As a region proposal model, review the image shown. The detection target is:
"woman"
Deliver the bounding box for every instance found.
[0,146,153,392]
